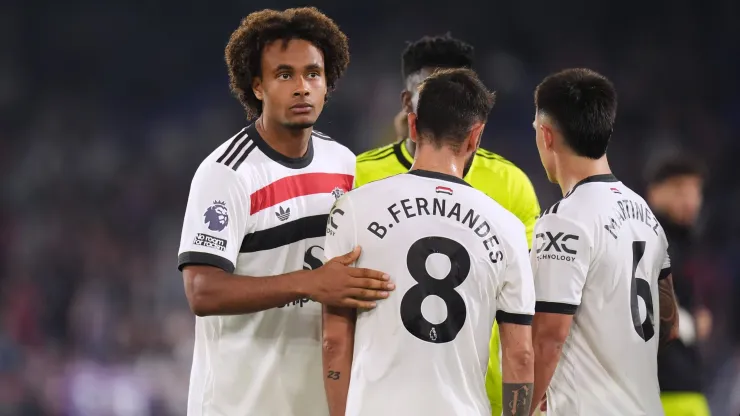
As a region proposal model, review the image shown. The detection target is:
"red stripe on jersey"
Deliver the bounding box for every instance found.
[250,172,354,215]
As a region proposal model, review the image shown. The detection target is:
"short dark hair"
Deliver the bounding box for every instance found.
[225,7,350,119]
[535,68,617,159]
[401,33,474,81]
[415,68,495,151]
[647,155,706,186]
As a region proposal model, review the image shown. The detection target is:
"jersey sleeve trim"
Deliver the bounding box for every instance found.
[496,311,533,325]
[535,301,578,315]
[178,251,235,274]
[659,267,671,280]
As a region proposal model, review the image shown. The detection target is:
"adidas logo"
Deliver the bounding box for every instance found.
[275,206,290,222]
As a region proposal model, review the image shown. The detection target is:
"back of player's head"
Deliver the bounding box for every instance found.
[225,7,350,119]
[401,34,474,81]
[535,68,617,159]
[647,155,706,187]
[415,68,495,152]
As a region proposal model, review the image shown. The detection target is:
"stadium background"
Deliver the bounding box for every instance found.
[1,0,739,414]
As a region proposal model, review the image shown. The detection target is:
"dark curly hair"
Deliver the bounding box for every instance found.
[401,33,474,81]
[225,7,350,119]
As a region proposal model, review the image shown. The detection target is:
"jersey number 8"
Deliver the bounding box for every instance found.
[400,236,470,344]
[630,240,655,341]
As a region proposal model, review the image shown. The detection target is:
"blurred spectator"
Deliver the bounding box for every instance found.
[646,155,712,416]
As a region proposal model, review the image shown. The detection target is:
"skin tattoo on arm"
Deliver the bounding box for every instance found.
[503,383,534,416]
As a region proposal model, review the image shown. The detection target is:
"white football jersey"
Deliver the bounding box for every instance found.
[531,174,670,416]
[324,170,535,416]
[177,124,355,416]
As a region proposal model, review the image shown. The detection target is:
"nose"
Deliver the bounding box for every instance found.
[293,77,310,97]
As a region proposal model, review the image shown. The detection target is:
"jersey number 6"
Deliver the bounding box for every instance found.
[401,236,470,344]
[630,240,655,341]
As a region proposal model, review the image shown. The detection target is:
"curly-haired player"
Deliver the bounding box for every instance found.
[177,8,393,416]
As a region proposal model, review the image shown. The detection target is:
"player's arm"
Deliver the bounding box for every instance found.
[322,195,362,415]
[496,221,536,416]
[658,251,680,349]
[529,215,590,414]
[179,163,392,316]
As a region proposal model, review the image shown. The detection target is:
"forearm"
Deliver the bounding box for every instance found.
[184,266,308,316]
[531,340,562,415]
[500,323,534,416]
[322,306,356,416]
[502,355,534,416]
[658,276,680,349]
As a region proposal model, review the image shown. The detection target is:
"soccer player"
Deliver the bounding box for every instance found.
[528,68,680,415]
[176,8,394,416]
[322,68,535,416]
[353,33,541,415]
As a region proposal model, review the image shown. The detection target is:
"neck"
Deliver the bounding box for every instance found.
[256,115,312,158]
[404,137,416,156]
[556,154,612,196]
[410,143,468,179]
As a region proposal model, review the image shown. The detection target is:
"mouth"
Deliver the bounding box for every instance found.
[290,103,313,114]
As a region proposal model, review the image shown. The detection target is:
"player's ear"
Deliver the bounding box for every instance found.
[401,90,413,114]
[252,77,264,101]
[467,122,485,152]
[542,123,555,151]
[408,112,419,143]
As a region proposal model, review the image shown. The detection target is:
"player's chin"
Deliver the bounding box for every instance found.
[284,115,317,131]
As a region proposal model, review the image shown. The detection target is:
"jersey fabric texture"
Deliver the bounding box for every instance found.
[531,174,670,416]
[324,169,535,416]
[177,124,355,416]
[354,140,540,414]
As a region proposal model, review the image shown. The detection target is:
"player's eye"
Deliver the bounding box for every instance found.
[278,73,291,80]
[307,72,320,79]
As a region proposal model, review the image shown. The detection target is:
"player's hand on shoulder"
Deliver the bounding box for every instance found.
[306,246,395,309]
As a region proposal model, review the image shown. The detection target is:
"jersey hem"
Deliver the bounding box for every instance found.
[535,301,578,315]
[178,251,235,274]
[496,311,533,325]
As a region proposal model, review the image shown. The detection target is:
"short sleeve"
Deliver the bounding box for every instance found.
[324,193,357,262]
[177,162,251,273]
[659,248,671,280]
[496,221,536,325]
[531,214,591,315]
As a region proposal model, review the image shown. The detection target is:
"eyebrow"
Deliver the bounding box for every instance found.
[274,63,323,73]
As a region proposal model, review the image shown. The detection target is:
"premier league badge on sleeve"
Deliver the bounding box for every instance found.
[204,200,229,232]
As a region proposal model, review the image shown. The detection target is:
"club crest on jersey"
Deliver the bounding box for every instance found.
[204,200,229,232]
[331,187,345,200]
[610,187,622,194]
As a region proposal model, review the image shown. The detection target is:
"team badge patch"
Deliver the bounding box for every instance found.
[331,187,345,200]
[204,200,229,232]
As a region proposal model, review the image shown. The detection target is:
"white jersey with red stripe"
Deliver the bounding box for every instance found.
[177,124,355,416]
[324,170,535,416]
[530,174,669,416]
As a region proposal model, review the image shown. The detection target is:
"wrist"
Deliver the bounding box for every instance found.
[289,269,314,299]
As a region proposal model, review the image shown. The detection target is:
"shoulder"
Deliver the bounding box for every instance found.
[193,129,253,180]
[312,129,355,161]
[472,148,533,186]
[356,143,396,165]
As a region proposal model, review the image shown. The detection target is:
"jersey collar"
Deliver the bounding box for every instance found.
[396,138,476,178]
[246,123,314,169]
[564,173,619,198]
[407,169,472,187]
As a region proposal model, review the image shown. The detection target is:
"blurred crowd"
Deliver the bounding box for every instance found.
[1,1,739,415]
